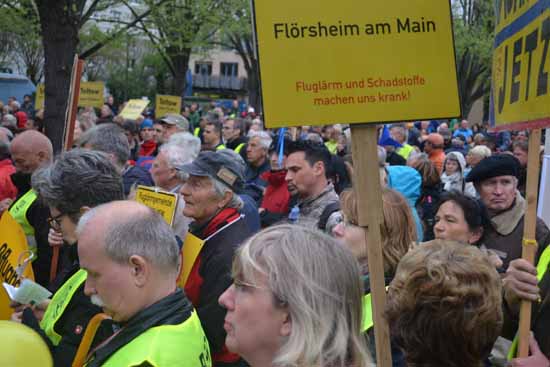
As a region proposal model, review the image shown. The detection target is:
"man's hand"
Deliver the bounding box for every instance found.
[48,228,64,247]
[510,334,550,367]
[10,310,23,323]
[504,259,540,314]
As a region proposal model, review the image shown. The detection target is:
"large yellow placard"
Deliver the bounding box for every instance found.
[252,0,460,128]
[155,95,182,118]
[78,82,104,108]
[0,212,34,320]
[35,84,45,110]
[491,1,550,130]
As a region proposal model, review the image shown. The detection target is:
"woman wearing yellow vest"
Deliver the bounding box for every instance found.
[332,187,417,367]
[12,149,124,366]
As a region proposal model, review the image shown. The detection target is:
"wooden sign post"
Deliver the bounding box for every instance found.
[350,124,392,365]
[517,129,542,357]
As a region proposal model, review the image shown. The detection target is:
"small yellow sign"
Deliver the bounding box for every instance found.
[252,0,461,128]
[178,233,206,287]
[490,2,550,130]
[0,212,34,320]
[119,99,150,120]
[155,95,182,118]
[135,185,178,225]
[35,84,45,110]
[78,82,104,108]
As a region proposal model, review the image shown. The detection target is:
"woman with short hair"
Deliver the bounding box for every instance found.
[218,224,371,367]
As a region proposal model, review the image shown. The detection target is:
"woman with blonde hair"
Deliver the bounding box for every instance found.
[219,224,371,367]
[332,187,416,366]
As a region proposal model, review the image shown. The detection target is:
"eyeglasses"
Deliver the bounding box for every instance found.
[47,212,67,230]
[232,278,287,305]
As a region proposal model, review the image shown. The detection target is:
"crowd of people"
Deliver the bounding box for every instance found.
[0,94,549,367]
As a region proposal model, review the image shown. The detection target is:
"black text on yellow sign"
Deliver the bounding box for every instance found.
[491,3,550,129]
[251,0,461,128]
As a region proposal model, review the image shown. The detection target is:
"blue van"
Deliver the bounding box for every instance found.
[0,72,36,103]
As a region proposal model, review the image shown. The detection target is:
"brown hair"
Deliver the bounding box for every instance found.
[408,154,441,188]
[340,187,416,275]
[384,240,502,367]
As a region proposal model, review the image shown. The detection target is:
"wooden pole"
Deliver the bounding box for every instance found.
[49,55,84,285]
[350,124,392,367]
[517,128,542,357]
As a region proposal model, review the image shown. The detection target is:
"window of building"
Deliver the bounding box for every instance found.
[194,62,212,75]
[220,63,238,77]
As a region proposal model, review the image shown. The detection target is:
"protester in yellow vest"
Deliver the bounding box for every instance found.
[389,124,415,161]
[77,201,211,367]
[7,131,53,287]
[222,117,248,161]
[202,119,226,152]
[11,149,124,366]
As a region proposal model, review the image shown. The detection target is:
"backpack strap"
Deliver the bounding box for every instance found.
[317,201,341,230]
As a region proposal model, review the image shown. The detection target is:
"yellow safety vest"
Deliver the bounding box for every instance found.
[234,143,245,154]
[396,144,415,160]
[362,286,390,332]
[215,144,226,151]
[194,127,201,137]
[91,311,212,367]
[9,189,38,258]
[507,245,550,360]
[40,269,88,346]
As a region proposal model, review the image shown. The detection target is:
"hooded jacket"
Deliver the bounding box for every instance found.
[386,165,424,242]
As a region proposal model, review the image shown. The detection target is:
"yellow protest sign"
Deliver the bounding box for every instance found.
[119,99,149,120]
[178,232,205,287]
[78,82,104,108]
[135,185,178,225]
[155,95,182,118]
[491,1,550,131]
[0,212,34,320]
[35,84,45,110]
[251,0,460,128]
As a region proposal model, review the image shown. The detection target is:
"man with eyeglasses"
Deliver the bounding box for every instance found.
[6,130,53,287]
[11,149,124,366]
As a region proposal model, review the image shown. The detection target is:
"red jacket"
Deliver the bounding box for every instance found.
[138,140,157,158]
[260,170,290,214]
[0,159,17,202]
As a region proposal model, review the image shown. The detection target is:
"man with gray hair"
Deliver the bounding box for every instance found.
[150,134,200,237]
[245,130,272,203]
[13,149,124,366]
[177,151,253,366]
[79,123,154,195]
[77,201,210,366]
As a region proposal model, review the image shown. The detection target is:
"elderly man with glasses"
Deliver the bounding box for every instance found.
[11,149,124,366]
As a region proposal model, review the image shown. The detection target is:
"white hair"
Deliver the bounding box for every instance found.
[248,130,272,149]
[167,132,201,157]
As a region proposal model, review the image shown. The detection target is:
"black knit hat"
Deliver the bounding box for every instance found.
[465,154,520,183]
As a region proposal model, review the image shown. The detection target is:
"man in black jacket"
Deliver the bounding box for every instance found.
[178,151,254,367]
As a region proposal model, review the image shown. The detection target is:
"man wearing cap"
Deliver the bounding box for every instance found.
[178,151,253,367]
[424,133,446,174]
[159,114,190,143]
[466,154,550,270]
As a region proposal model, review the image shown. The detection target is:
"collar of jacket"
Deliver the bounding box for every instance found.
[298,183,335,208]
[490,191,526,236]
[261,169,287,186]
[86,288,193,367]
[189,207,240,239]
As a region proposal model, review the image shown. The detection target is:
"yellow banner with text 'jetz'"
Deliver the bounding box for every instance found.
[251,0,461,128]
[490,0,550,131]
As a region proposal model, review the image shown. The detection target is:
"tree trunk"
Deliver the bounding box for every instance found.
[169,51,191,97]
[247,65,261,113]
[36,1,80,154]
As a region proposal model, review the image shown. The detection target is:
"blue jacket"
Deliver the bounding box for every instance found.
[386,165,423,242]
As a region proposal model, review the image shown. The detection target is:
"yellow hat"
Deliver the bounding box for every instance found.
[0,320,53,366]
